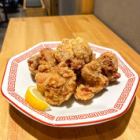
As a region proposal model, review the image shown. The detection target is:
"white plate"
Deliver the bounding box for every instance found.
[1,42,139,127]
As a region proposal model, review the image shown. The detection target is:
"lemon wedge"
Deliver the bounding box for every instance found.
[25,86,50,111]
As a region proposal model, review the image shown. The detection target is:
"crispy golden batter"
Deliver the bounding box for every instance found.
[28,48,56,76]
[97,52,120,82]
[75,84,95,101]
[81,60,109,87]
[55,37,94,70]
[35,63,76,106]
[28,54,41,76]
[79,60,109,101]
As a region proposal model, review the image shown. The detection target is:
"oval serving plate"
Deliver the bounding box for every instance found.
[1,42,139,127]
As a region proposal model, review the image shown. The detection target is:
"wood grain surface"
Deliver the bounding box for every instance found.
[0,15,140,140]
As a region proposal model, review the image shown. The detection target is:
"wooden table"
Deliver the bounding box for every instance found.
[0,15,140,140]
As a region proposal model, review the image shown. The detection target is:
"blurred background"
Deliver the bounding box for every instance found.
[0,0,140,53]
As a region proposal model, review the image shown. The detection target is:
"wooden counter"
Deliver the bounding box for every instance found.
[0,15,140,140]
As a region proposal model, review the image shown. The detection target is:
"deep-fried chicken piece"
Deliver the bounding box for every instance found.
[97,52,120,82]
[77,60,108,101]
[28,54,41,76]
[28,48,56,76]
[35,63,76,106]
[81,60,109,87]
[39,48,56,66]
[55,37,94,70]
[75,84,95,101]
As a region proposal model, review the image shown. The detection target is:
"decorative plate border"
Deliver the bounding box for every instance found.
[1,42,139,127]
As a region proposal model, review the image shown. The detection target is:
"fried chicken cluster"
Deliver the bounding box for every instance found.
[55,37,94,70]
[28,37,120,105]
[28,48,56,76]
